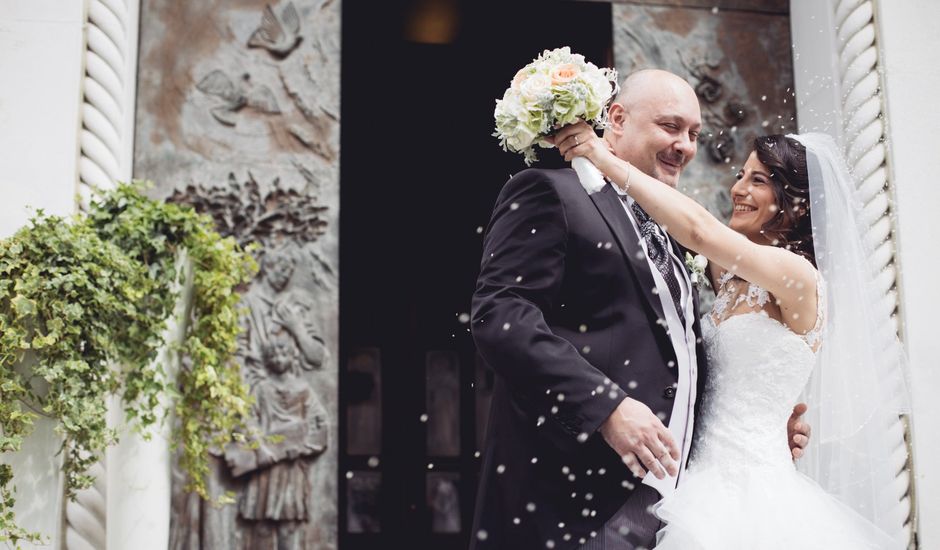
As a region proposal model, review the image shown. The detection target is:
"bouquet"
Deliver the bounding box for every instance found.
[493,47,618,171]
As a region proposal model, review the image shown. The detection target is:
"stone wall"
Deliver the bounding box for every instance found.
[133,1,340,547]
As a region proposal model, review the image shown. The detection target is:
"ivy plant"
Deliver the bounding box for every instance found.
[0,182,257,544]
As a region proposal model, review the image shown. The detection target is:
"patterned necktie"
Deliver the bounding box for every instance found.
[624,197,686,325]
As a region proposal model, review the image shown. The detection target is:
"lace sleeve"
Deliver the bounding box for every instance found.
[801,270,826,352]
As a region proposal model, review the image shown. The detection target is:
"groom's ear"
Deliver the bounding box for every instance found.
[606,102,626,135]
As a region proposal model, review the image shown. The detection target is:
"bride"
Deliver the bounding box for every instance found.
[553,122,910,549]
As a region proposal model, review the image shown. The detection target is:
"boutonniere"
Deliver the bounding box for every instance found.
[684,252,710,289]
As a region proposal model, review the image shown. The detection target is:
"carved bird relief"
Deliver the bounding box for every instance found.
[248,2,302,58]
[195,70,280,126]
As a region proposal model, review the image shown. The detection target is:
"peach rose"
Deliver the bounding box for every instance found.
[550,63,580,86]
[511,69,529,90]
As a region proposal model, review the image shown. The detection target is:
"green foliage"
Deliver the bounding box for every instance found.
[0,182,257,542]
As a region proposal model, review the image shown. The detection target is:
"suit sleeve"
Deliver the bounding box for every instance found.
[471,169,627,453]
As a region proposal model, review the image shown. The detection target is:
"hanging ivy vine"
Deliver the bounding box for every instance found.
[0,182,257,544]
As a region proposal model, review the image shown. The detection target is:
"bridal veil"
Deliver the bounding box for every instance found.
[793,132,911,546]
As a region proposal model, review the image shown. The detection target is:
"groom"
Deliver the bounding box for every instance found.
[470,69,809,550]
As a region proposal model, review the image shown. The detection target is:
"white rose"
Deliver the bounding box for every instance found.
[496,91,527,122]
[584,72,613,101]
[507,125,537,151]
[520,73,551,101]
[693,254,708,270]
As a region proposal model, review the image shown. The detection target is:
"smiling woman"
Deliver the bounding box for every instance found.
[729,135,815,263]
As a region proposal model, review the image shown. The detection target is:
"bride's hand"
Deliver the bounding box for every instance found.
[787,402,811,460]
[550,121,617,169]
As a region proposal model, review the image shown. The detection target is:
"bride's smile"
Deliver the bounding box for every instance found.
[729,151,788,244]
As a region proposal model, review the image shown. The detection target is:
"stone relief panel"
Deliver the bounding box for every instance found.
[133,0,339,548]
[605,0,788,12]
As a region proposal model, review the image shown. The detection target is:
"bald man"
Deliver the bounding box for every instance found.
[470,69,704,549]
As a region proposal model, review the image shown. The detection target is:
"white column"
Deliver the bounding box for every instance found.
[66,0,144,546]
[107,257,190,550]
[0,0,84,237]
[791,0,913,544]
[876,1,940,546]
[65,0,175,548]
[0,1,86,546]
[2,1,175,546]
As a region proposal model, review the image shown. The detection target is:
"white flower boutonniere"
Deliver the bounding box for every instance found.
[685,252,710,289]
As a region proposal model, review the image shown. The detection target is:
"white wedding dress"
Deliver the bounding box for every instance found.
[653,270,897,549]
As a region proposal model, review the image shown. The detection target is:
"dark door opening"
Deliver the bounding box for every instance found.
[340,1,611,547]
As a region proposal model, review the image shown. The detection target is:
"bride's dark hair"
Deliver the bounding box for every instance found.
[753,135,816,267]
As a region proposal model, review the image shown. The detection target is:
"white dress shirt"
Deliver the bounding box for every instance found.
[613,183,699,498]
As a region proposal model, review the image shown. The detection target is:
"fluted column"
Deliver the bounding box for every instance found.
[77,0,139,200]
[63,463,107,550]
[831,0,913,544]
[65,1,141,549]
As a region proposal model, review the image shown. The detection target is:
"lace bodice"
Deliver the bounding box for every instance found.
[708,271,824,351]
[692,270,825,471]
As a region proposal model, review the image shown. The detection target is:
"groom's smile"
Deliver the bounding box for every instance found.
[657,153,685,177]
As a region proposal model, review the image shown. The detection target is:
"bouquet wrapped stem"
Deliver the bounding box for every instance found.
[570,155,607,194]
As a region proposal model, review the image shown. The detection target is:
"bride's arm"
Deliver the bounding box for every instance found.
[554,123,818,329]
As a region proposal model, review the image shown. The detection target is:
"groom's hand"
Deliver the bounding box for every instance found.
[599,397,680,480]
[787,402,811,460]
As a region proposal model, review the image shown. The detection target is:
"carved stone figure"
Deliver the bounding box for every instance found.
[226,328,328,549]
[166,173,336,548]
[248,2,303,58]
[195,71,280,127]
[240,246,326,372]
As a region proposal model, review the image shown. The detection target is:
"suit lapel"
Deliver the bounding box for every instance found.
[589,184,666,324]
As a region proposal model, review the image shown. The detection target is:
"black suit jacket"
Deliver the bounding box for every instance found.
[469,168,708,549]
